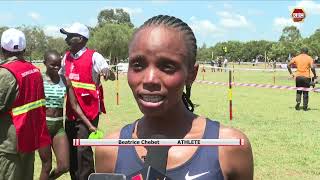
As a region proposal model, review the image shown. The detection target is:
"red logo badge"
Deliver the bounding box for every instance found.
[291,8,306,22]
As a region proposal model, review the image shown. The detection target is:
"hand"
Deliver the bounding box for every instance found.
[290,74,295,79]
[313,78,318,84]
[101,69,115,81]
[48,169,56,180]
[89,126,97,132]
[107,69,116,81]
[101,69,110,80]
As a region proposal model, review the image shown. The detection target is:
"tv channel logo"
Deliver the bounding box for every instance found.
[291,8,306,22]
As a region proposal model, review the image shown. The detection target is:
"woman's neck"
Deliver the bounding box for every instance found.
[46,72,60,84]
[137,102,197,139]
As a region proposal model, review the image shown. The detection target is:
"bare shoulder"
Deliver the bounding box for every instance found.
[219,125,254,180]
[219,125,250,143]
[219,125,252,162]
[95,131,121,173]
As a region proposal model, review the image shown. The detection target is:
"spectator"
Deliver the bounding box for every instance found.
[0,28,51,180]
[59,22,115,180]
[287,47,317,111]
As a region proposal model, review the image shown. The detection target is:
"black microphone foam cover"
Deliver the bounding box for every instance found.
[144,134,170,174]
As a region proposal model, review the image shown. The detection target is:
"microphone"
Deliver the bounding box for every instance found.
[128,166,169,180]
[127,134,171,180]
[89,135,171,180]
[144,135,170,174]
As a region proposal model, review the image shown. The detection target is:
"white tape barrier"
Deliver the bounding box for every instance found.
[195,80,320,93]
[200,64,290,72]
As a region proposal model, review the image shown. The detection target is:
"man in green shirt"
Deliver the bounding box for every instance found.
[0,56,26,179]
[0,28,51,180]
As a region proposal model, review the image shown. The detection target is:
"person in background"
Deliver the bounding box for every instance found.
[95,15,253,180]
[223,58,228,72]
[42,50,69,179]
[210,59,216,72]
[287,47,317,111]
[0,28,51,180]
[218,57,222,72]
[59,22,115,180]
[269,60,273,68]
[273,60,277,69]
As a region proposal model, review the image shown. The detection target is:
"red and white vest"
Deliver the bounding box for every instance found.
[65,48,106,121]
[0,59,51,153]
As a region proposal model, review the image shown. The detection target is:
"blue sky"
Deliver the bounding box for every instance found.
[0,0,320,47]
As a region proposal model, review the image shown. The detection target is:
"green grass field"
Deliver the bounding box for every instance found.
[34,63,320,180]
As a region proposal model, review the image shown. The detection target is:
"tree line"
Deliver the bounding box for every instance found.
[0,9,319,64]
[198,26,320,63]
[0,9,134,64]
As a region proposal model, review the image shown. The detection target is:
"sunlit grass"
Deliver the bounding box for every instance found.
[34,63,320,180]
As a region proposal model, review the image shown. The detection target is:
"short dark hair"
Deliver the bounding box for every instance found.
[134,15,197,68]
[1,47,24,57]
[301,47,308,54]
[44,50,61,62]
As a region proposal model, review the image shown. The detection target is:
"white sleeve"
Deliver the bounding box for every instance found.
[92,52,110,74]
[58,54,67,76]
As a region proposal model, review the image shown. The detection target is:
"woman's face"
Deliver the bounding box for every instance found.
[128,26,196,117]
[44,54,61,75]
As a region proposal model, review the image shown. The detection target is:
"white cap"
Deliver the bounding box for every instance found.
[1,28,26,52]
[60,22,89,39]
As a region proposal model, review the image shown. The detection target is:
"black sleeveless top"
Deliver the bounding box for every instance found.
[115,119,224,180]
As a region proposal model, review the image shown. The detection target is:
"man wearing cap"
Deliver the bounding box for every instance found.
[287,47,317,111]
[59,22,115,180]
[0,28,51,179]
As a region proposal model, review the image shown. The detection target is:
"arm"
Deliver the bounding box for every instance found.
[95,131,120,173]
[0,68,18,113]
[219,126,254,180]
[65,78,97,132]
[93,52,116,81]
[310,60,317,79]
[58,54,67,86]
[287,59,295,78]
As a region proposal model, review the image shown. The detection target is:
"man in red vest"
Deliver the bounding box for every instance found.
[0,28,51,180]
[59,22,115,180]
